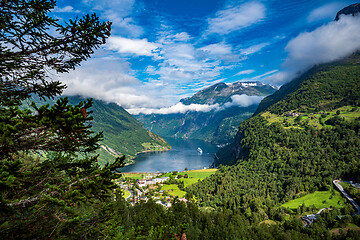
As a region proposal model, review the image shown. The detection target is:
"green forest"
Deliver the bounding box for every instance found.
[26,95,171,165]
[1,0,360,239]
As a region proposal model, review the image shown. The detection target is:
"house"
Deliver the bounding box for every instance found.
[285,112,300,117]
[154,177,169,183]
[302,214,318,226]
[139,196,148,202]
[146,179,155,185]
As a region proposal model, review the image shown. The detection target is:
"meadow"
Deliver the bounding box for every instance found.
[281,190,346,211]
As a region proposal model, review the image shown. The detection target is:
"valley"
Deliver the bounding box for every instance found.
[135,81,277,145]
[2,1,360,239]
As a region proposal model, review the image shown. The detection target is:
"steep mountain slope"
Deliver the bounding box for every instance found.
[188,54,360,212]
[27,96,170,165]
[254,53,360,116]
[136,81,277,144]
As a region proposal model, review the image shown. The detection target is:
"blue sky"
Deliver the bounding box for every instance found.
[52,0,360,113]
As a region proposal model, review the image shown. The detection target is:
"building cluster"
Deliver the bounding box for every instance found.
[137,177,170,187]
[284,112,301,117]
[118,175,188,208]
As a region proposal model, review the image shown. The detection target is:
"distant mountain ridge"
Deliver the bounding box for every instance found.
[27,96,171,166]
[180,81,277,105]
[135,81,277,144]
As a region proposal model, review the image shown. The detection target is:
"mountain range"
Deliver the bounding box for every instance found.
[135,81,277,145]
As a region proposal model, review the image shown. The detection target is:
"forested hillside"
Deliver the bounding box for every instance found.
[27,96,171,165]
[189,54,360,212]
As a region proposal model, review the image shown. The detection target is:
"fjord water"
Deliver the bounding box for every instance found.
[120,138,219,173]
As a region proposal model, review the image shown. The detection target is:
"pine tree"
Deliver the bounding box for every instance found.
[0,0,125,238]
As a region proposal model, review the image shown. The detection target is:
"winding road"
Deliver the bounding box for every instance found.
[333,180,360,215]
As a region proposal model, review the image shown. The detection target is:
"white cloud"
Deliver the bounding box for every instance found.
[307,3,344,22]
[235,69,255,76]
[207,2,266,35]
[107,36,159,57]
[149,40,227,84]
[267,15,360,84]
[145,29,245,86]
[128,102,220,115]
[59,58,158,109]
[221,94,265,109]
[200,43,233,55]
[285,15,360,72]
[129,94,265,115]
[53,6,81,13]
[159,32,192,44]
[251,69,279,79]
[83,0,143,37]
[239,42,270,55]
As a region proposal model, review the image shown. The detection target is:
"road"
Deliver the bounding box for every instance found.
[316,208,330,215]
[333,180,360,215]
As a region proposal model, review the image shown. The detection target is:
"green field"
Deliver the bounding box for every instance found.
[161,184,186,198]
[186,169,217,179]
[178,169,217,187]
[181,178,200,187]
[123,190,131,199]
[121,173,144,180]
[281,191,347,211]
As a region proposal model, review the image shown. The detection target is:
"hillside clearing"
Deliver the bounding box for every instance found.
[281,191,346,211]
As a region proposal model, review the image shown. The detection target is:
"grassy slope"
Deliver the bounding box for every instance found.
[80,97,171,165]
[261,106,360,130]
[161,184,186,198]
[26,96,171,165]
[281,191,346,211]
[255,53,360,116]
[186,169,217,178]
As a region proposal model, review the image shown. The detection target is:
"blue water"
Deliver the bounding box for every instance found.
[120,138,219,173]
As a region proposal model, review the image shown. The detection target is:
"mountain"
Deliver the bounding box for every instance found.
[188,53,360,211]
[180,81,277,105]
[135,81,277,145]
[335,3,360,21]
[27,96,171,165]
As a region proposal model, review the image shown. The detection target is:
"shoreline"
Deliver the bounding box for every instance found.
[123,146,172,167]
[118,168,218,175]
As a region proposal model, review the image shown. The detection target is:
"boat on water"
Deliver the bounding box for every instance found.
[197,147,203,154]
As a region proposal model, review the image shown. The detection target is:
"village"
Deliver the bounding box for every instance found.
[116,169,218,208]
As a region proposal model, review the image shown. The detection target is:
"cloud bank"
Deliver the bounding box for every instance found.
[60,58,156,109]
[128,94,265,115]
[267,15,360,84]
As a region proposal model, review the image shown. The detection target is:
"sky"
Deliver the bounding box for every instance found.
[52,0,360,114]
